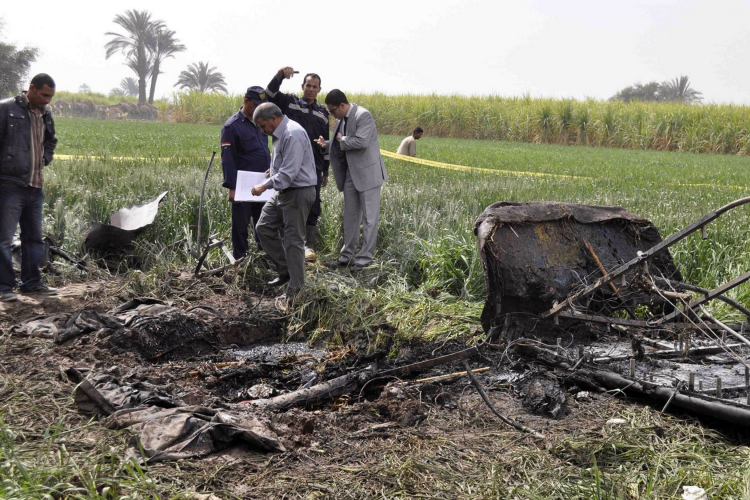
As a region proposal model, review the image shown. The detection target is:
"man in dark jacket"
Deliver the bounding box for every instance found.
[221,86,271,259]
[266,67,329,260]
[0,74,58,302]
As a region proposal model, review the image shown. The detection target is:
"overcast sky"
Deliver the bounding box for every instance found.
[3,0,749,104]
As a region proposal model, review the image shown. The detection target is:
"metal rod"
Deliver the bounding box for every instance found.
[195,151,216,257]
[698,305,750,350]
[541,197,750,319]
[656,271,750,324]
[689,372,695,391]
[592,342,746,364]
[717,378,723,398]
[555,311,744,331]
[653,277,750,320]
[583,238,636,319]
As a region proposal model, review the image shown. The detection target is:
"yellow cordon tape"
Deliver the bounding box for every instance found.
[673,182,748,191]
[53,153,749,191]
[56,154,166,161]
[380,150,589,180]
[57,152,587,180]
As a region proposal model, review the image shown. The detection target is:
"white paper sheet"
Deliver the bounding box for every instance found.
[234,170,274,202]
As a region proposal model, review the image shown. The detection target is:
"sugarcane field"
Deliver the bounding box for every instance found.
[4,4,750,500]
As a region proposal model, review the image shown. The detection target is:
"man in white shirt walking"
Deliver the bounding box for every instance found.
[396,127,424,157]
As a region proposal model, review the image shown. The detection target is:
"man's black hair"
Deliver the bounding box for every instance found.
[303,73,321,87]
[325,89,349,106]
[414,126,424,134]
[30,74,56,89]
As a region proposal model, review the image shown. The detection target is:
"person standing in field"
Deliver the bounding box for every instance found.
[315,90,388,269]
[396,127,424,157]
[250,103,317,300]
[266,66,330,261]
[220,86,271,259]
[0,74,59,302]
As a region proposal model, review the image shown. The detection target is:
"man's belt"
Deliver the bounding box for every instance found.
[278,185,315,194]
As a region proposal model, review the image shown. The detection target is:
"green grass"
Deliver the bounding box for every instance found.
[48,118,750,324]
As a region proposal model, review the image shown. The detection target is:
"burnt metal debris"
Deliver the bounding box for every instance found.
[192,152,245,277]
[476,198,750,426]
[84,191,169,253]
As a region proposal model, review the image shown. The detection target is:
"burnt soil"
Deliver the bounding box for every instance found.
[2,278,749,499]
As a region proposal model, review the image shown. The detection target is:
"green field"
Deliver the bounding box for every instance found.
[169,90,750,155]
[50,117,750,321]
[4,117,750,499]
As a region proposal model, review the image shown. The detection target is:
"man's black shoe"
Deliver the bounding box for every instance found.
[352,262,371,270]
[268,275,290,287]
[19,283,58,295]
[324,259,351,269]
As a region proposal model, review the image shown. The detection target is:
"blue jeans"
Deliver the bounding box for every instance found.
[0,183,45,292]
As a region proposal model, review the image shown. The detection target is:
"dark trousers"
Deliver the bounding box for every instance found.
[0,183,45,292]
[231,201,265,259]
[306,169,323,227]
[256,186,316,294]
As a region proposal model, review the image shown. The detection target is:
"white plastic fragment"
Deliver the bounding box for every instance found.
[605,418,627,426]
[681,486,707,500]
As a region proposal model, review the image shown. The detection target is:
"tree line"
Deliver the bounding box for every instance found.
[610,76,703,104]
[104,9,228,105]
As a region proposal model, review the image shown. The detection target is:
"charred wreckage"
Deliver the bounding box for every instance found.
[6,196,750,461]
[476,198,750,430]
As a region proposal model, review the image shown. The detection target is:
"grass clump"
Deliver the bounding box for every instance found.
[288,270,482,350]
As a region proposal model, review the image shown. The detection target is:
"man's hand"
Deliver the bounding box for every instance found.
[251,184,267,196]
[336,132,342,142]
[265,169,270,177]
[321,174,328,188]
[314,136,327,148]
[228,189,236,203]
[278,66,295,79]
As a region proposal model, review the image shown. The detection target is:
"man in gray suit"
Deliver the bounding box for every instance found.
[315,90,387,269]
[251,103,317,298]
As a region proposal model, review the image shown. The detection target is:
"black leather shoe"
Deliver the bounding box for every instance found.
[19,283,58,295]
[268,275,290,287]
[324,259,351,269]
[352,262,371,270]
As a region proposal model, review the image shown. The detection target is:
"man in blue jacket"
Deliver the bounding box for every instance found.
[0,74,58,302]
[221,86,271,259]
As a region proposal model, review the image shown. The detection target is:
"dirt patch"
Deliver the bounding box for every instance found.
[4,273,750,498]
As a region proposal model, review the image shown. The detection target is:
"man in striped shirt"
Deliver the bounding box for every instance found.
[0,74,58,302]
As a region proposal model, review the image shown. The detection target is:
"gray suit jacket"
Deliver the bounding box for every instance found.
[327,104,388,192]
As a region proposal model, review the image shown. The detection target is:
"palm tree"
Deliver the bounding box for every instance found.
[659,76,703,103]
[120,77,139,97]
[104,10,162,105]
[78,83,91,93]
[174,62,228,93]
[148,28,185,104]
